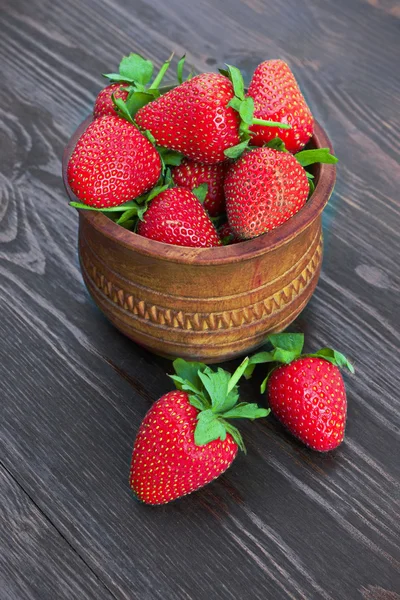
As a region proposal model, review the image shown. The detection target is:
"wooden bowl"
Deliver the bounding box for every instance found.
[63,117,335,363]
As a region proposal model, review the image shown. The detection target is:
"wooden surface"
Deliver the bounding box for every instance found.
[0,0,399,598]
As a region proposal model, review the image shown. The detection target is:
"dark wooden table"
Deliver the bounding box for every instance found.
[1,0,399,598]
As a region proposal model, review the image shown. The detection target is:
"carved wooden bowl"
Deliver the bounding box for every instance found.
[63,118,335,363]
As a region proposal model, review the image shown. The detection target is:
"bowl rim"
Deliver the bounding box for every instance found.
[62,117,336,266]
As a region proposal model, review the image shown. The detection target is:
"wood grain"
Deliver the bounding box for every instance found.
[0,464,115,600]
[0,0,399,598]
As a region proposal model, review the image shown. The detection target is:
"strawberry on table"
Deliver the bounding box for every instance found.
[130,357,269,505]
[245,333,354,452]
[247,59,314,153]
[137,187,221,247]
[67,115,161,208]
[171,159,228,216]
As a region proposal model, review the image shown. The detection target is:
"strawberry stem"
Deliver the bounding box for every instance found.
[169,358,269,450]
[252,118,291,130]
[149,51,174,91]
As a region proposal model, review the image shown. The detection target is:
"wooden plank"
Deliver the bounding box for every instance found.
[0,464,115,600]
[0,0,399,598]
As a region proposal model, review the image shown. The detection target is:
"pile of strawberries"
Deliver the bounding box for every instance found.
[67,52,337,247]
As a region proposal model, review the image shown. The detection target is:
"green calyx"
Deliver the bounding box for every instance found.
[169,357,269,452]
[222,65,291,159]
[245,333,355,393]
[105,52,174,121]
[192,183,208,203]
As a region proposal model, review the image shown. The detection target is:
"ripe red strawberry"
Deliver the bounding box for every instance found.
[171,159,228,216]
[93,52,174,119]
[224,147,309,239]
[245,333,354,452]
[136,73,241,164]
[218,221,241,245]
[137,187,221,247]
[247,60,314,153]
[67,115,161,208]
[130,358,269,504]
[93,83,129,118]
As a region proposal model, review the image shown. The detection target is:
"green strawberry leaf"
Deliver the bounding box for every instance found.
[149,51,174,91]
[169,375,201,395]
[198,367,230,412]
[222,403,270,420]
[119,219,136,230]
[266,137,288,152]
[147,183,170,202]
[125,91,155,116]
[227,97,242,112]
[188,395,209,411]
[112,95,136,125]
[260,369,276,393]
[225,64,245,100]
[308,178,315,198]
[239,97,254,125]
[252,117,291,130]
[102,72,126,82]
[227,357,250,393]
[218,68,229,78]
[176,54,186,84]
[69,200,143,212]
[119,53,154,86]
[217,390,240,413]
[172,358,208,390]
[306,171,314,179]
[269,333,304,354]
[194,411,227,445]
[144,130,157,145]
[244,351,275,378]
[158,149,184,167]
[116,208,139,225]
[306,348,355,373]
[224,140,250,159]
[192,183,208,203]
[222,420,246,452]
[295,148,338,167]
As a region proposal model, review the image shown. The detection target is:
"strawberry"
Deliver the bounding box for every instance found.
[67,115,161,208]
[225,145,337,240]
[137,187,221,247]
[218,221,241,245]
[171,159,228,216]
[135,67,291,165]
[245,333,354,451]
[135,73,240,164]
[247,60,314,153]
[93,52,174,119]
[225,147,309,239]
[130,358,269,504]
[93,83,129,118]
